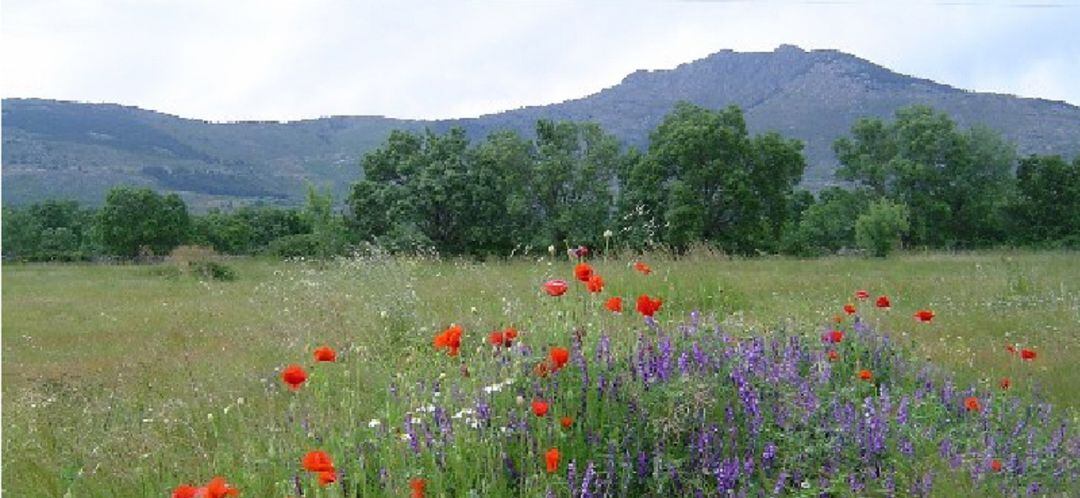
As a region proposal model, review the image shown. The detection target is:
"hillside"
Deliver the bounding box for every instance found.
[4,45,1079,210]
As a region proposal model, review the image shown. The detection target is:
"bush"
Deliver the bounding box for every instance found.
[265,234,323,258]
[165,245,236,281]
[191,260,237,281]
[855,199,911,257]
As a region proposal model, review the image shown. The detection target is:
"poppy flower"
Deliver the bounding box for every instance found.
[858,369,873,381]
[545,448,561,473]
[574,263,594,282]
[433,325,463,356]
[854,290,869,300]
[999,378,1011,390]
[318,471,337,487]
[843,304,856,315]
[302,450,335,473]
[549,347,570,371]
[410,478,427,498]
[313,346,336,362]
[281,364,308,391]
[964,396,981,412]
[604,296,623,313]
[991,459,1003,472]
[574,245,589,258]
[542,279,568,297]
[1020,349,1037,361]
[586,274,604,293]
[504,327,518,342]
[532,399,549,417]
[876,295,891,309]
[824,330,844,344]
[204,477,239,498]
[1005,344,1017,355]
[827,350,839,362]
[488,331,505,347]
[636,294,662,317]
[560,416,573,429]
[913,310,935,323]
[634,261,652,275]
[172,485,199,498]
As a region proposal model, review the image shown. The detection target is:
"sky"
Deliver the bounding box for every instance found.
[3,0,1079,122]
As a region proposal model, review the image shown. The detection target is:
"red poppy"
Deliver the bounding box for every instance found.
[913,310,935,323]
[172,485,199,498]
[964,396,981,412]
[825,330,844,344]
[574,263,594,283]
[281,364,308,391]
[542,279,568,297]
[991,459,1003,472]
[636,295,662,317]
[560,416,573,429]
[1005,344,1017,354]
[586,274,604,293]
[433,325,463,356]
[317,471,337,487]
[858,369,873,381]
[410,478,427,498]
[843,304,856,315]
[545,447,561,473]
[1020,349,1037,361]
[999,378,1011,390]
[876,295,891,309]
[204,477,239,498]
[504,327,518,342]
[604,296,623,313]
[302,451,335,473]
[313,346,336,362]
[634,261,652,275]
[827,350,839,362]
[574,245,589,258]
[488,331,505,347]
[532,399,549,417]
[855,290,869,300]
[550,347,570,371]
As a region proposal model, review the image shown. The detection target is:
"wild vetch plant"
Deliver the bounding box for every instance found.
[174,259,1077,497]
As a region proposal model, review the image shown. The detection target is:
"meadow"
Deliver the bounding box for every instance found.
[2,250,1078,497]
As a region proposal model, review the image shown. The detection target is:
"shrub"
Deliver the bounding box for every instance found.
[855,199,911,257]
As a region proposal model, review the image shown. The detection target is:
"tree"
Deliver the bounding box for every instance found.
[855,199,911,257]
[97,187,190,258]
[1011,155,1080,246]
[780,188,872,256]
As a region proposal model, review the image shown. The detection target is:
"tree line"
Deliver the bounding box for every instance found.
[3,103,1077,262]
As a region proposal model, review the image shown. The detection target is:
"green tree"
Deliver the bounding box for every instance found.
[97,187,190,258]
[1011,154,1080,246]
[780,188,873,256]
[855,199,911,257]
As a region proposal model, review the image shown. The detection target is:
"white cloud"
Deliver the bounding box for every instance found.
[3,0,1078,121]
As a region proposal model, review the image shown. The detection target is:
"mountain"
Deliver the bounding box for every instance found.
[4,45,1079,210]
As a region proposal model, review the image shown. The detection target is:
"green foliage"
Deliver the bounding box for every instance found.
[96,186,190,258]
[1010,155,1080,247]
[191,206,310,254]
[2,200,99,261]
[855,199,911,257]
[781,188,873,256]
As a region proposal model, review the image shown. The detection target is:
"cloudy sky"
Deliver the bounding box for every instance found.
[3,0,1078,122]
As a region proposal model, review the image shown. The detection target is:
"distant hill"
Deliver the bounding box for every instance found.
[4,45,1079,210]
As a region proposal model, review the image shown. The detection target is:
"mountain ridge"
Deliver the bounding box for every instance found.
[4,45,1079,210]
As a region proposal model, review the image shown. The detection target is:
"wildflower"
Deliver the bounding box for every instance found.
[964,397,981,412]
[433,325,463,356]
[858,369,873,381]
[318,471,337,486]
[504,327,518,342]
[560,416,573,429]
[1020,349,1037,361]
[550,347,570,371]
[586,274,604,293]
[204,477,239,498]
[825,330,844,344]
[410,477,427,498]
[604,296,623,313]
[634,261,652,275]
[313,346,336,362]
[534,361,551,378]
[843,303,856,315]
[489,331,505,347]
[545,448,561,473]
[1005,344,1017,354]
[532,399,549,417]
[991,459,1003,472]
[833,314,844,323]
[172,485,199,498]
[302,450,335,473]
[855,290,869,300]
[636,295,662,317]
[876,295,891,309]
[281,364,308,391]
[827,350,839,362]
[542,279,568,297]
[603,229,614,238]
[574,263,594,282]
[913,310,935,323]
[999,378,1011,390]
[368,418,382,428]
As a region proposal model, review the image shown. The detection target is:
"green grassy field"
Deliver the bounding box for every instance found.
[3,251,1078,496]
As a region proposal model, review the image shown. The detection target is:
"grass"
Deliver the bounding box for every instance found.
[2,250,1078,496]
